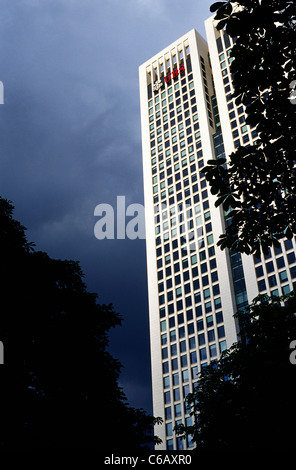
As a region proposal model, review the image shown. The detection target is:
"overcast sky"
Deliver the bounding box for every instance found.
[0,0,214,414]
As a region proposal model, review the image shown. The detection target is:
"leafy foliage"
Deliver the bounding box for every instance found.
[175,290,296,449]
[0,197,162,449]
[204,0,296,255]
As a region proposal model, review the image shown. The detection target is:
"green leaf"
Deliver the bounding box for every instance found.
[226,18,241,36]
[206,158,226,166]
[245,113,261,127]
[214,2,232,20]
[216,19,227,30]
[210,2,226,13]
[284,225,293,239]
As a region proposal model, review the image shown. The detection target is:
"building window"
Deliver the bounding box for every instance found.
[217,325,225,338]
[208,329,215,342]
[290,266,296,279]
[164,391,171,404]
[219,340,227,353]
[162,347,168,360]
[167,439,174,450]
[163,376,170,389]
[266,261,274,273]
[258,279,266,292]
[256,265,264,277]
[192,366,198,380]
[165,407,171,420]
[166,422,173,437]
[172,358,178,371]
[282,285,290,295]
[209,344,217,357]
[206,315,214,328]
[171,343,177,356]
[271,288,279,298]
[190,351,197,364]
[175,403,182,417]
[173,388,180,401]
[182,369,189,383]
[199,347,207,361]
[280,270,288,283]
[268,275,277,288]
[277,256,285,269]
[216,37,223,53]
[285,239,293,251]
[197,319,204,332]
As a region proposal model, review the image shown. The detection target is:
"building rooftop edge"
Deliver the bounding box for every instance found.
[139,28,202,70]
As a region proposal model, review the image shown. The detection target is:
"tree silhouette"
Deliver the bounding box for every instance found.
[175,291,296,449]
[204,0,296,255]
[0,197,162,449]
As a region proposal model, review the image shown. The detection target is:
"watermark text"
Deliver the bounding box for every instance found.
[289,340,296,365]
[94,196,205,253]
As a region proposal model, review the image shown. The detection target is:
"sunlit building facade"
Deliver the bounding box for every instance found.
[139,18,296,450]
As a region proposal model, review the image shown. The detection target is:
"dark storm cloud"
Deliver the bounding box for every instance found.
[0,0,213,412]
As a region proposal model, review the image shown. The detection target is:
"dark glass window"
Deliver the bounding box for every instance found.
[218,325,225,338]
[211,271,218,283]
[202,275,209,286]
[213,284,220,296]
[199,348,207,361]
[268,275,277,287]
[163,362,169,374]
[168,304,174,314]
[177,300,183,311]
[190,351,197,364]
[290,266,296,279]
[178,313,184,325]
[258,279,266,292]
[201,263,207,274]
[223,31,231,49]
[276,257,285,269]
[196,305,202,317]
[285,239,293,251]
[216,311,223,323]
[197,319,204,331]
[266,261,274,273]
[198,333,205,346]
[169,316,175,328]
[256,265,264,277]
[216,37,223,53]
[208,329,215,342]
[172,358,178,371]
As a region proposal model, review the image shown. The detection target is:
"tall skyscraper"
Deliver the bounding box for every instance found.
[139,18,296,451]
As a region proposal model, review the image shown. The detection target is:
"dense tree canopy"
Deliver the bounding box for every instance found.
[0,197,161,449]
[175,290,296,449]
[204,0,296,255]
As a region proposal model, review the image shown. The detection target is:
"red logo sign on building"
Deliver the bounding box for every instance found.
[164,65,185,84]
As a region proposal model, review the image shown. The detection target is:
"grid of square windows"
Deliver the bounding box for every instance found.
[253,238,296,295]
[161,302,226,446]
[143,27,296,452]
[147,40,229,449]
[216,31,256,150]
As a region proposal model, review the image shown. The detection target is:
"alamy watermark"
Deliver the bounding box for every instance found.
[289,340,296,365]
[0,81,4,104]
[0,341,3,365]
[94,196,204,253]
[289,80,296,105]
[94,196,145,240]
